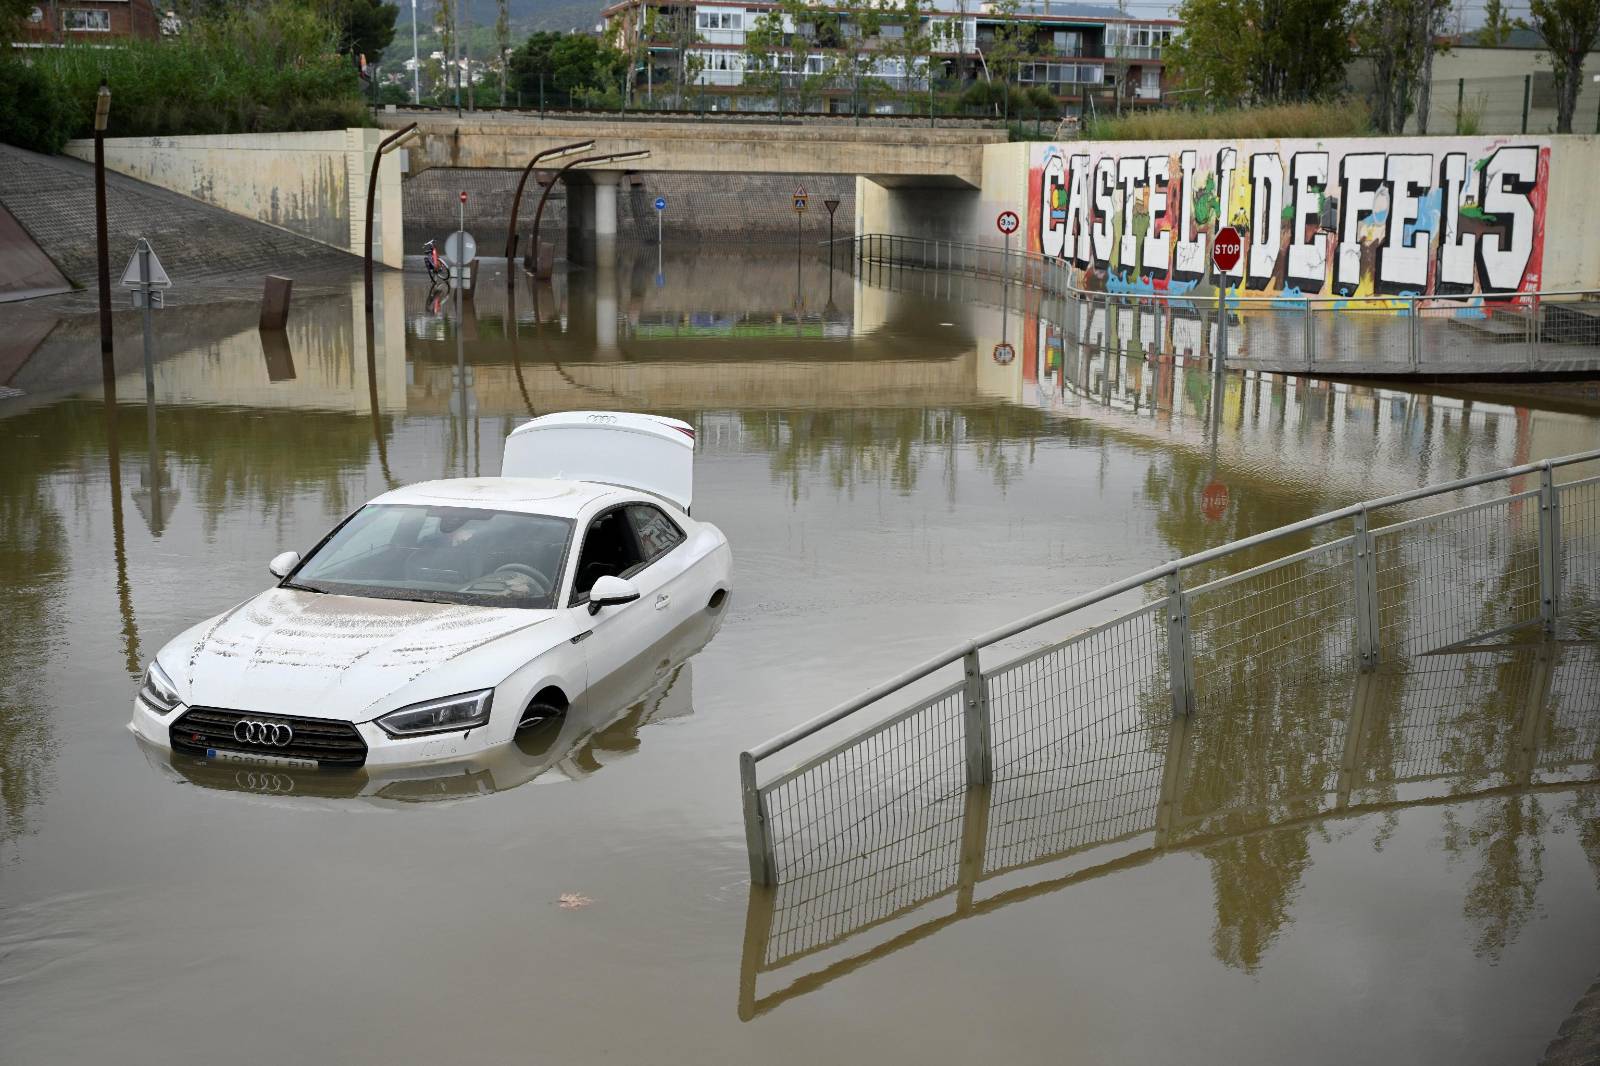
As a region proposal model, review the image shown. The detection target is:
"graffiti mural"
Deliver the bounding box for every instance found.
[1028,138,1551,302]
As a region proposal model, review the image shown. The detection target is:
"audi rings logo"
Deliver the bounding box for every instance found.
[586,413,617,424]
[233,718,294,747]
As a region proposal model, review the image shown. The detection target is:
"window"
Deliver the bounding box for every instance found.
[62,7,110,31]
[290,505,573,610]
[628,505,685,561]
[571,509,645,602]
[696,9,742,30]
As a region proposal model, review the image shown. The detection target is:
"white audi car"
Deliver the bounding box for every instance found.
[129,412,731,771]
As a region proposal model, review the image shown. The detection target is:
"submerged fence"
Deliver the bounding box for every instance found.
[845,233,1600,376]
[739,448,1600,887]
[739,641,1600,1016]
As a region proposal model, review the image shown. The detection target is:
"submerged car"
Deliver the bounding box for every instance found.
[129,412,732,771]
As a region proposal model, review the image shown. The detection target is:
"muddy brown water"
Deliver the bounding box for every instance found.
[2,247,1598,1065]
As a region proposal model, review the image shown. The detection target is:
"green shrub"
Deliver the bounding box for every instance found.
[6,0,371,148]
[959,79,1058,120]
[0,59,75,153]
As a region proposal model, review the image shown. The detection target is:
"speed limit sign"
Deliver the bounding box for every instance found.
[996,210,1020,236]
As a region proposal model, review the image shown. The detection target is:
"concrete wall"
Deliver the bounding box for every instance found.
[382,113,999,187]
[1013,134,1600,296]
[857,144,1032,250]
[63,129,405,267]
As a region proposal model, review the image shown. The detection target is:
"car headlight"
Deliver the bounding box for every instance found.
[138,660,182,716]
[375,690,494,738]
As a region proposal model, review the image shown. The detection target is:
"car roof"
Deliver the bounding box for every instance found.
[369,477,630,519]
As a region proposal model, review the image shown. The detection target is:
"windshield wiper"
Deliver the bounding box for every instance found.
[278,581,324,594]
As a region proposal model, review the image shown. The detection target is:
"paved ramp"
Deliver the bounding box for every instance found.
[0,201,69,303]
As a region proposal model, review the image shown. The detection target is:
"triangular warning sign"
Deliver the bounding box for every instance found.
[120,244,172,288]
[794,183,808,198]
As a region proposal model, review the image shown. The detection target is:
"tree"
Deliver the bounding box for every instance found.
[1477,0,1526,46]
[1166,0,1352,107]
[508,31,624,108]
[742,9,789,105]
[1528,0,1600,133]
[321,0,398,62]
[0,0,33,48]
[496,0,510,105]
[1353,0,1452,132]
[433,0,455,102]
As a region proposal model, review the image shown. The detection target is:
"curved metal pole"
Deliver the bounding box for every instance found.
[505,140,593,260]
[364,122,418,313]
[526,154,608,276]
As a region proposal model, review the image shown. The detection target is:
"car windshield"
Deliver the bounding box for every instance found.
[287,504,573,609]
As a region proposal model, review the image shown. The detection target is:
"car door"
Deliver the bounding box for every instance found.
[567,504,656,686]
[624,503,697,626]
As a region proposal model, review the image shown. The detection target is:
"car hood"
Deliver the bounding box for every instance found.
[177,589,550,720]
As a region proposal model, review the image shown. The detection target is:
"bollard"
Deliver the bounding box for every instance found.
[259,275,293,331]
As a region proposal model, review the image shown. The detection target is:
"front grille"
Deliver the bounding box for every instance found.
[171,707,369,768]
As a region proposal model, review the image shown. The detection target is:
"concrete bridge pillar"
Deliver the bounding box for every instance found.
[591,171,621,239]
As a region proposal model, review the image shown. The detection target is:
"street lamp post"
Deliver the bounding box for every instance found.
[410,0,420,104]
[364,122,420,312]
[94,80,113,384]
[505,139,595,260]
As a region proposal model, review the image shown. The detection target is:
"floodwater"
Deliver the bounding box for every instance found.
[2,244,1598,1065]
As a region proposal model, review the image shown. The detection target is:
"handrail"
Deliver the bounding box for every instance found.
[744,448,1600,768]
[846,232,1600,307]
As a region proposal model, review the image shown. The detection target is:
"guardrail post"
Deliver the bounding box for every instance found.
[739,751,776,886]
[1410,301,1422,369]
[1165,570,1195,716]
[1303,295,1315,369]
[1539,461,1562,631]
[961,644,993,786]
[1353,507,1380,670]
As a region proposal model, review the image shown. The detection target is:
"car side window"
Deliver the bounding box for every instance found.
[628,505,685,562]
[570,508,646,603]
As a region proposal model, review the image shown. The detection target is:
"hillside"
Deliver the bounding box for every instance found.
[396,0,605,37]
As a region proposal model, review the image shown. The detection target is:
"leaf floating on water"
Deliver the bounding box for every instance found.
[558,893,592,909]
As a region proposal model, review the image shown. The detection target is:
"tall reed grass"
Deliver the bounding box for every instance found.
[1082,101,1372,142]
[2,2,370,154]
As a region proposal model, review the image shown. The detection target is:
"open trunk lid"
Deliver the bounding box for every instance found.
[501,412,695,511]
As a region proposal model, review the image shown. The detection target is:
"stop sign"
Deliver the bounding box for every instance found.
[1201,479,1230,522]
[1213,226,1242,273]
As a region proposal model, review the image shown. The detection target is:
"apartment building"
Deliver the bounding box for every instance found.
[16,0,163,44]
[603,0,1177,114]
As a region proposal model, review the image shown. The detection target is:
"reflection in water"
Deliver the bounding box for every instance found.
[0,250,1597,1062]
[739,643,1600,1017]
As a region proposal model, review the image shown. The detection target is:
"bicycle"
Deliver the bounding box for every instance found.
[423,238,449,285]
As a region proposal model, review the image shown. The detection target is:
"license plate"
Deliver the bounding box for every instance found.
[207,748,318,770]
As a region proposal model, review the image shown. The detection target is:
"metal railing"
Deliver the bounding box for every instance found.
[738,448,1600,885]
[739,641,1600,1016]
[843,233,1600,376]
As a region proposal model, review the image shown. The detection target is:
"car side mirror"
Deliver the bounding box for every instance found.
[268,551,301,579]
[588,575,640,615]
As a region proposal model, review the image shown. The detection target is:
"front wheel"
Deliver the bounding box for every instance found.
[517,701,565,732]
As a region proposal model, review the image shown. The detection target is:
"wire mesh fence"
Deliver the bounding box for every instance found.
[759,682,967,886]
[982,603,1171,873]
[743,449,1600,904]
[1372,492,1544,657]
[740,634,1600,1015]
[1186,539,1358,705]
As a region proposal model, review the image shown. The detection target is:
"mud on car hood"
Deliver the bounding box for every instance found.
[178,589,549,720]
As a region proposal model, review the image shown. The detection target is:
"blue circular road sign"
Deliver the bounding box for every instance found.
[654,197,667,212]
